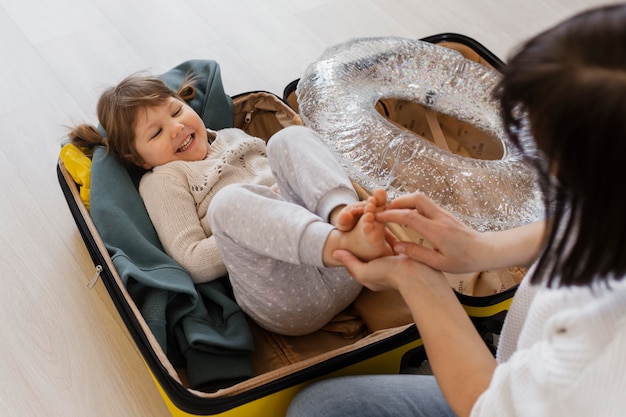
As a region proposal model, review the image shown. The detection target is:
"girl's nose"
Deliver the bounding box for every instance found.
[168,121,184,139]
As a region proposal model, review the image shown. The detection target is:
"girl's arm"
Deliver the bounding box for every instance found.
[140,172,227,283]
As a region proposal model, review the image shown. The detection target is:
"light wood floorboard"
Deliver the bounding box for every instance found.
[0,0,618,415]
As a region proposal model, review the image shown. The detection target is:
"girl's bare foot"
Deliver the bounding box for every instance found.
[331,188,388,232]
[323,189,392,266]
[330,202,365,232]
[345,189,392,260]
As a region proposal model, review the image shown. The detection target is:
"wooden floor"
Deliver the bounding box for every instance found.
[0,0,617,415]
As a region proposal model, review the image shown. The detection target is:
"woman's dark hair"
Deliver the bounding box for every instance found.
[69,73,197,166]
[494,4,626,286]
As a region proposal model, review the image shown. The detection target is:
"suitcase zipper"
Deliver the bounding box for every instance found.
[244,109,254,123]
[242,109,255,130]
[87,265,103,289]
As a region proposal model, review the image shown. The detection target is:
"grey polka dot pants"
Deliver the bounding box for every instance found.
[208,126,363,335]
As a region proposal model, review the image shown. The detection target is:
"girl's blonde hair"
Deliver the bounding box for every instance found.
[69,73,197,166]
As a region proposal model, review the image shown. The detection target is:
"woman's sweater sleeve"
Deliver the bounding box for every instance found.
[139,171,227,283]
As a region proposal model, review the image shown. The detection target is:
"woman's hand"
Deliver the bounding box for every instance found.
[376,192,489,273]
[332,246,452,296]
[333,244,497,417]
[376,192,545,273]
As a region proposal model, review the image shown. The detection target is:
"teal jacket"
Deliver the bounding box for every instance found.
[89,60,254,390]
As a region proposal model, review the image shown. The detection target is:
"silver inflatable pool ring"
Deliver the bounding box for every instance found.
[297,37,544,231]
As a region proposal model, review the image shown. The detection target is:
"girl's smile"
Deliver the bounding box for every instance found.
[177,133,196,152]
[133,97,209,169]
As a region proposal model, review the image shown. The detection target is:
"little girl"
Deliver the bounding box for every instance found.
[70,74,392,336]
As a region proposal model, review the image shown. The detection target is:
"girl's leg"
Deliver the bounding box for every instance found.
[286,375,455,417]
[208,183,362,336]
[267,125,359,223]
[267,126,392,263]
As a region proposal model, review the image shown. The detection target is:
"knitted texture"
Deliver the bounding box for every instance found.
[473,275,626,416]
[139,128,275,283]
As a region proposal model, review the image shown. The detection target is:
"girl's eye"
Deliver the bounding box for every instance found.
[172,106,182,117]
[150,128,162,139]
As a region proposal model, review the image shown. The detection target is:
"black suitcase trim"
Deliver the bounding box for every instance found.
[57,163,191,403]
[420,32,505,70]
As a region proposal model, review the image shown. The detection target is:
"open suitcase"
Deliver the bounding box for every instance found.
[57,33,524,416]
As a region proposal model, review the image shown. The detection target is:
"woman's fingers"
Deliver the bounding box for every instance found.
[387,192,439,217]
[376,208,440,243]
[376,208,420,225]
[374,193,481,273]
[393,241,445,270]
[333,249,403,291]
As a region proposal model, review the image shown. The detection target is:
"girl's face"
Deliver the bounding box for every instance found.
[133,97,209,169]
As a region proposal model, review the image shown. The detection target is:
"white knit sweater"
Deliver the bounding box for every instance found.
[138,128,276,283]
[472,269,626,416]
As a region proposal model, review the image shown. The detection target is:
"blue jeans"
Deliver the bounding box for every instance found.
[286,374,456,417]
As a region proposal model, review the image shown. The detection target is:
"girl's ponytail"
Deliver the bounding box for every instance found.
[68,123,107,150]
[178,74,198,102]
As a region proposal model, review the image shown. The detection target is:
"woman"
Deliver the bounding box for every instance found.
[287,4,626,416]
